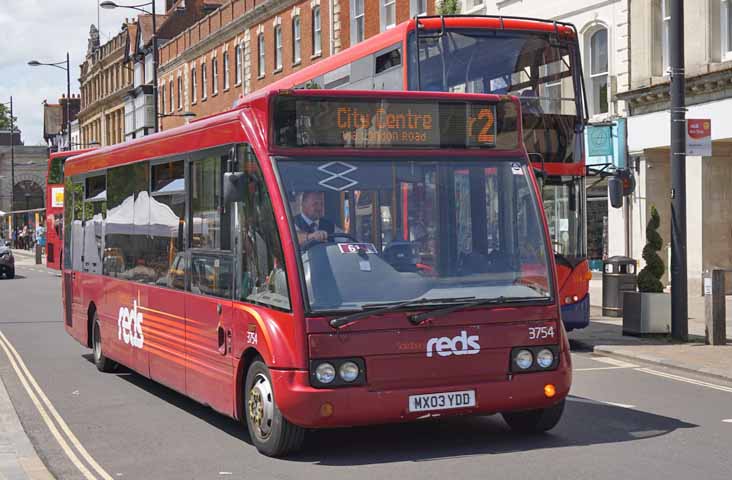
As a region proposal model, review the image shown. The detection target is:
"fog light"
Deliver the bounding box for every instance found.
[315,363,336,384]
[339,361,359,382]
[564,296,573,304]
[573,295,579,302]
[320,402,334,417]
[536,349,554,368]
[544,384,556,398]
[515,349,533,370]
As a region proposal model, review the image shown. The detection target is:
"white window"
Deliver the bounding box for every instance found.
[169,79,174,113]
[223,51,230,89]
[662,0,671,73]
[472,0,483,7]
[275,25,283,70]
[352,0,365,44]
[312,6,322,55]
[589,28,609,115]
[177,76,182,110]
[722,0,732,59]
[235,44,242,84]
[258,33,265,77]
[160,83,165,114]
[191,66,197,103]
[293,16,301,64]
[410,0,427,17]
[382,0,396,31]
[212,57,219,94]
[201,61,208,99]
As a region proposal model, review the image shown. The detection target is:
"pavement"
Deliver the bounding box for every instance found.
[569,278,732,384]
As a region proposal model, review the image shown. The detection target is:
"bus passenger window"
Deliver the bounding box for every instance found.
[375,48,401,74]
[150,160,186,287]
[191,150,229,250]
[190,253,233,299]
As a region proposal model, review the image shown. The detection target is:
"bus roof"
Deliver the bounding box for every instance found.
[66,89,523,176]
[238,15,577,107]
[49,148,96,160]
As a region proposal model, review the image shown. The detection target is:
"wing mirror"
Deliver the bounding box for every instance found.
[223,172,247,205]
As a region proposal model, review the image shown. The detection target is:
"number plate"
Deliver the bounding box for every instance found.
[408,390,476,413]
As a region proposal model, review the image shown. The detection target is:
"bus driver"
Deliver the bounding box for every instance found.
[294,191,341,246]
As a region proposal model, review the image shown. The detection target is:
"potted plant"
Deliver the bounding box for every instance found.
[623,206,671,335]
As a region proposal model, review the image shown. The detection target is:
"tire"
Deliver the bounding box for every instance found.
[92,313,116,373]
[502,399,565,433]
[244,359,305,457]
[6,268,14,279]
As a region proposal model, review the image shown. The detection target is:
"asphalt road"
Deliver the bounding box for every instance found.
[1,262,732,480]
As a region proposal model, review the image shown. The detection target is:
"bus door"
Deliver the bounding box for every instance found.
[184,149,234,415]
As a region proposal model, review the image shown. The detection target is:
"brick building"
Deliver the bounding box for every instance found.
[78,24,133,147]
[43,94,82,151]
[157,0,435,130]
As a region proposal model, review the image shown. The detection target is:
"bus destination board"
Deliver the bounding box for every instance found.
[273,96,509,149]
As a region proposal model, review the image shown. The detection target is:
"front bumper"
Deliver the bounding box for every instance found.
[270,365,572,429]
[561,294,589,331]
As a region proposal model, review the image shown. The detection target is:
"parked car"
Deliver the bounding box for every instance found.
[0,239,15,279]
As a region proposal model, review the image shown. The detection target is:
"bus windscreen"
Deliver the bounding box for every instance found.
[272,96,519,150]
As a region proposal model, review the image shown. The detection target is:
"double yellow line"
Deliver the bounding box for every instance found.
[0,331,113,480]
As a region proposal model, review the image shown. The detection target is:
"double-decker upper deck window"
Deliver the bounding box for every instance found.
[352,0,365,44]
[293,16,301,64]
[312,6,322,55]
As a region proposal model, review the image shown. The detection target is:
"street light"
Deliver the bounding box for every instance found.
[28,53,72,151]
[1,97,15,217]
[101,1,159,133]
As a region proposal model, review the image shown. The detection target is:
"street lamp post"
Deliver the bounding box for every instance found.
[1,97,15,218]
[28,53,72,151]
[101,1,159,133]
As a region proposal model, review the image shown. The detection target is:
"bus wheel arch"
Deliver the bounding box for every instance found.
[235,347,262,421]
[86,302,97,348]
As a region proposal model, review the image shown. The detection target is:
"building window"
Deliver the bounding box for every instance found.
[169,79,174,113]
[723,0,732,59]
[191,66,197,103]
[274,26,283,71]
[410,0,427,17]
[160,83,165,115]
[223,51,230,90]
[589,28,609,115]
[201,61,208,99]
[212,57,219,94]
[472,0,483,7]
[662,0,671,73]
[258,33,265,77]
[382,0,396,31]
[312,6,322,55]
[235,44,242,85]
[177,76,183,110]
[292,16,301,64]
[352,0,365,44]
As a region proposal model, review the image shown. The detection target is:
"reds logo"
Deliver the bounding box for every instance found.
[118,300,144,349]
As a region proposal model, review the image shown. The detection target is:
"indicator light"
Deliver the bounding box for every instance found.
[320,402,334,417]
[544,384,556,398]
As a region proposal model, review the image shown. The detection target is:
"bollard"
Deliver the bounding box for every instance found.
[704,269,727,345]
[35,244,42,265]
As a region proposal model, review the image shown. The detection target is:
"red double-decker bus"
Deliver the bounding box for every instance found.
[46,149,95,270]
[265,15,591,331]
[64,89,571,457]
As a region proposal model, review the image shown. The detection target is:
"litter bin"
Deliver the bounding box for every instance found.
[602,256,637,317]
[35,244,43,265]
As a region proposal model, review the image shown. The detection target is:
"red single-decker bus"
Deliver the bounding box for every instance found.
[63,89,571,457]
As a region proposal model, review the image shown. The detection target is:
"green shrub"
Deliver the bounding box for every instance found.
[637,206,665,293]
[437,0,461,15]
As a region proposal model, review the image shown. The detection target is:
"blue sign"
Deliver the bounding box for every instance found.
[587,125,614,156]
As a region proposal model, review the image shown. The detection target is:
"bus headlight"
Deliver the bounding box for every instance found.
[515,349,533,370]
[536,349,554,368]
[338,361,359,382]
[314,363,336,384]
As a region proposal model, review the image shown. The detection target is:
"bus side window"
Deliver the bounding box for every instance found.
[236,145,290,311]
[374,46,402,90]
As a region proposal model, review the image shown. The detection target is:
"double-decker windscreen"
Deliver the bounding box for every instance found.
[272,96,520,150]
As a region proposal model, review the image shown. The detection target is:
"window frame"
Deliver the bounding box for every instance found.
[169,79,174,113]
[381,0,396,31]
[293,15,302,65]
[191,65,197,103]
[723,0,732,60]
[352,0,365,44]
[410,0,427,17]
[235,44,242,85]
[212,56,219,95]
[274,25,283,71]
[662,0,671,74]
[177,75,183,111]
[588,27,609,116]
[258,33,266,78]
[223,50,230,90]
[201,61,208,100]
[312,6,322,56]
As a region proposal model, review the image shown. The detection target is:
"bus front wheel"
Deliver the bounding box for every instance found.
[501,399,565,433]
[244,359,305,457]
[92,313,116,373]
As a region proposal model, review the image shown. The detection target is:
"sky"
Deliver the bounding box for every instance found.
[0,0,164,146]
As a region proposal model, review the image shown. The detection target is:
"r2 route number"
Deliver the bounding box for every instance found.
[528,326,555,340]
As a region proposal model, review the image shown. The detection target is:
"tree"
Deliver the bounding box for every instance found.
[637,205,665,293]
[0,103,18,131]
[437,0,461,15]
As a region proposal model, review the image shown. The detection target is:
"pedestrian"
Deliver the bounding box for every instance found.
[36,223,46,254]
[11,228,17,249]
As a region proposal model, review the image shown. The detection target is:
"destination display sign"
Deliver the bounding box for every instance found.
[272,96,518,149]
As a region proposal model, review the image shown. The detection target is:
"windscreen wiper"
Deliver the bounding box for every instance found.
[330,296,476,328]
[409,296,550,325]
